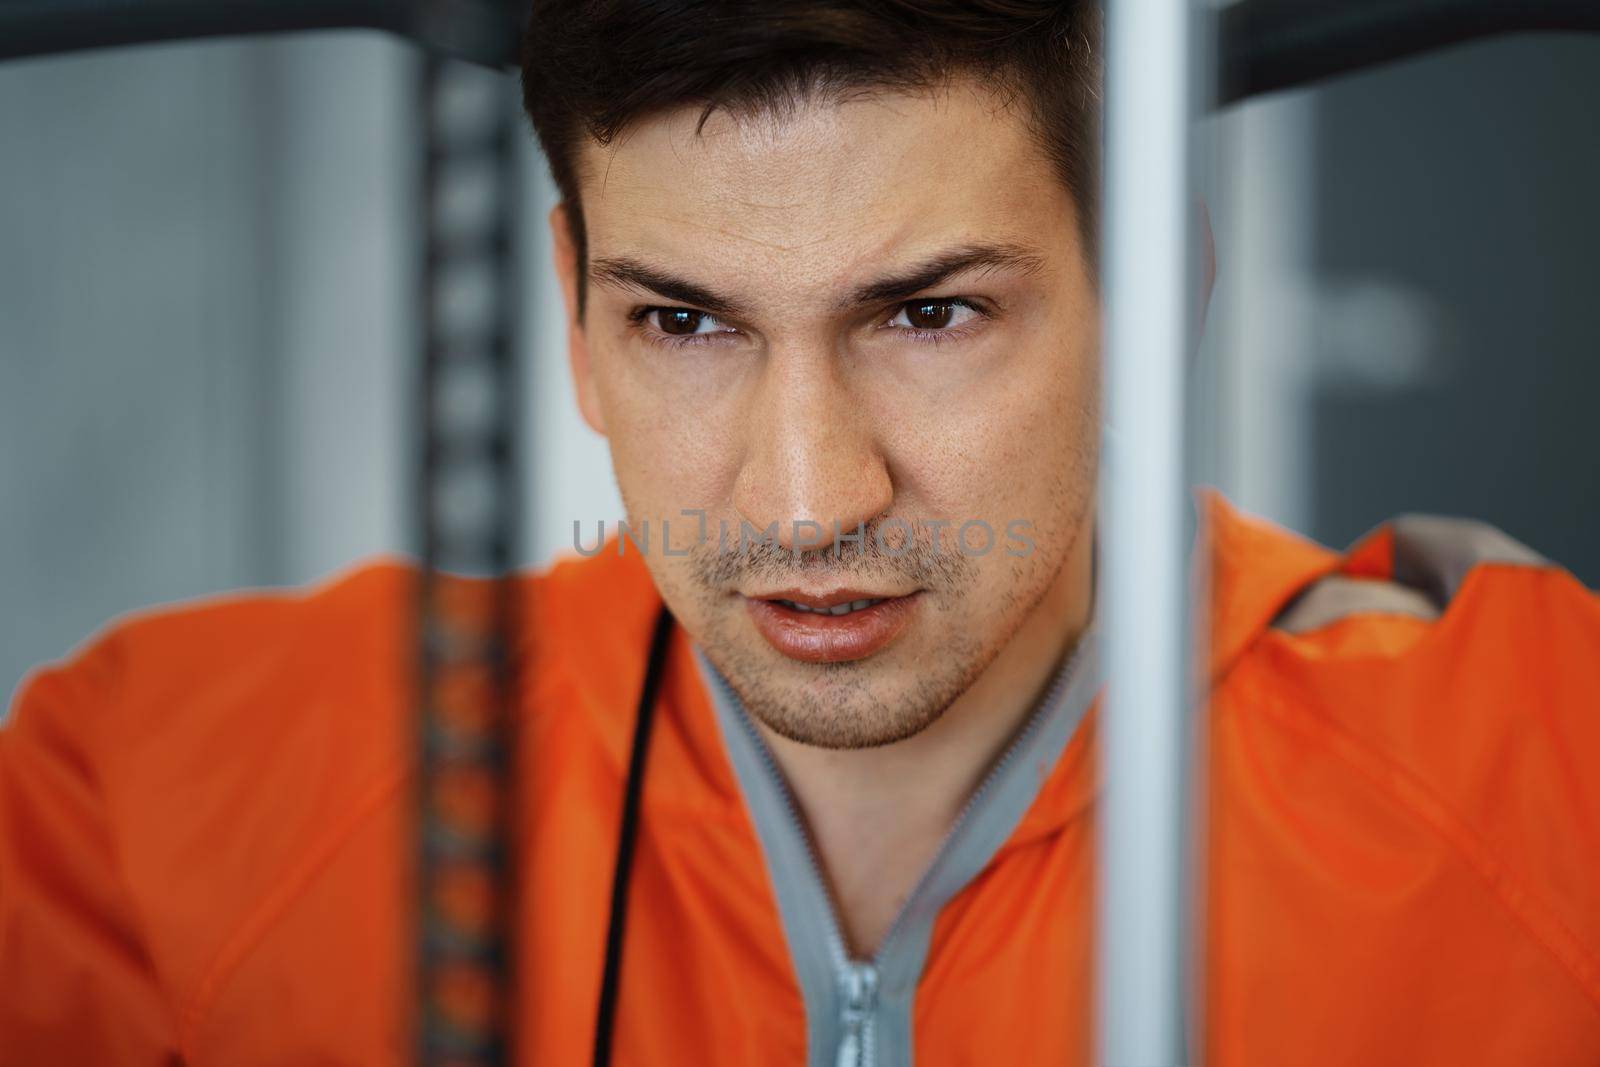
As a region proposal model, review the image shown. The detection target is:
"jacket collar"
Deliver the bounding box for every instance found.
[1199,489,1341,686]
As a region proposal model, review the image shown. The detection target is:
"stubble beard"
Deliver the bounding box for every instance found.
[629,417,1097,750]
[690,519,1082,751]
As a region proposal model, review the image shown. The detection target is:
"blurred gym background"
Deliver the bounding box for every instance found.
[2,28,1597,707]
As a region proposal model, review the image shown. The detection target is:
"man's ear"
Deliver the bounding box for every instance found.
[549,202,607,437]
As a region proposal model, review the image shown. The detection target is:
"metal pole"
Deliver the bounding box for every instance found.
[415,53,523,1067]
[1097,0,1194,1063]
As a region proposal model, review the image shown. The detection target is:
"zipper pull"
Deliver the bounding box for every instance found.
[835,961,879,1067]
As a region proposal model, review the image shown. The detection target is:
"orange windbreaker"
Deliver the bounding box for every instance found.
[2,494,1597,1066]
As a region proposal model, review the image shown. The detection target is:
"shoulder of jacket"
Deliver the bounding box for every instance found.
[522,540,661,664]
[1,548,671,1040]
[516,542,665,765]
[18,543,667,731]
[1219,512,1600,1007]
[1,558,417,1027]
[10,557,414,745]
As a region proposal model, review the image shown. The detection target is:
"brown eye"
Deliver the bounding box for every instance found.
[656,308,705,335]
[886,298,982,338]
[904,301,955,330]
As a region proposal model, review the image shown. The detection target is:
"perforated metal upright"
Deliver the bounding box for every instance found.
[414,52,523,1067]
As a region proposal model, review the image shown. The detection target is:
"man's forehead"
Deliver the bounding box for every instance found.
[572,79,1074,302]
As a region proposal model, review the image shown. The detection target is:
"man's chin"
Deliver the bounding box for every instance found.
[720,646,982,751]
[686,593,990,748]
[745,693,946,750]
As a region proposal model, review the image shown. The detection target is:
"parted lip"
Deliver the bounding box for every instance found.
[746,587,912,609]
[744,588,921,664]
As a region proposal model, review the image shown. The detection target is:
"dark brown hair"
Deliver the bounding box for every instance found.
[519,0,1102,313]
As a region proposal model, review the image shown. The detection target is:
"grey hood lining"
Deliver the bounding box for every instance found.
[1390,513,1546,606]
[697,656,851,1065]
[1272,514,1548,635]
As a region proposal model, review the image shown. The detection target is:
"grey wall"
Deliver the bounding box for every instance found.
[0,33,622,709]
[1304,34,1600,583]
[1202,31,1599,586]
[0,40,280,704]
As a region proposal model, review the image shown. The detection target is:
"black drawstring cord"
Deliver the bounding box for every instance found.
[592,604,675,1067]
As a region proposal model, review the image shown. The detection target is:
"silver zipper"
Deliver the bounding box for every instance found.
[834,960,879,1067]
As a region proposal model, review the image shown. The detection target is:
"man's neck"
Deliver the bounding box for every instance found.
[754,529,1096,958]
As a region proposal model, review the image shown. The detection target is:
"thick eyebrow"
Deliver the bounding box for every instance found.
[842,242,1047,309]
[589,257,741,318]
[588,241,1047,319]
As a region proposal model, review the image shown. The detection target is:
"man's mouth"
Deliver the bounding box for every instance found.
[744,588,920,664]
[769,597,885,616]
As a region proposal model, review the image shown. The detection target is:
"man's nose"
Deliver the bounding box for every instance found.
[732,351,893,553]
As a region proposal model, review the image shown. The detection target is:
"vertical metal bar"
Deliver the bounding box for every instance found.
[415,51,522,1067]
[1097,0,1195,1064]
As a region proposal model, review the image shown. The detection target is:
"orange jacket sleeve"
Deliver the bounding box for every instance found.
[0,649,179,1066]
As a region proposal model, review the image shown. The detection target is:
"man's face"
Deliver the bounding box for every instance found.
[554,78,1100,748]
